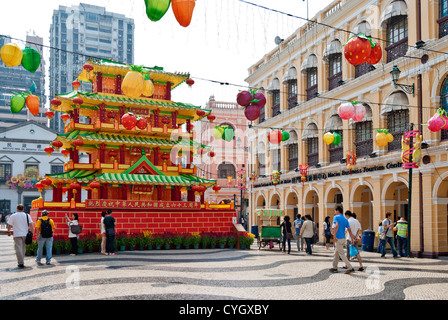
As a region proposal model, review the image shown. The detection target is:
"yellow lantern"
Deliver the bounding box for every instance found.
[1,43,23,67]
[387,132,394,143]
[376,129,389,147]
[122,67,144,99]
[323,132,335,145]
[142,75,154,97]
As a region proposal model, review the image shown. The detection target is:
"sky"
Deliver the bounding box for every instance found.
[0,0,335,107]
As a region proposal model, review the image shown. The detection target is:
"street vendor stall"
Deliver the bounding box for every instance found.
[256,209,283,250]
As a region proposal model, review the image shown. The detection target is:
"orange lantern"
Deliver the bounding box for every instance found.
[26,94,40,116]
[1,43,23,67]
[72,80,81,91]
[299,164,309,187]
[172,0,196,27]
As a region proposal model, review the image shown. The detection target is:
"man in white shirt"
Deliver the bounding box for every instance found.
[344,211,364,271]
[7,204,33,268]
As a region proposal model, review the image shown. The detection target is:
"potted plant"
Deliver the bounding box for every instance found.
[65,239,72,254]
[77,239,85,254]
[116,231,128,251]
[218,234,227,249]
[191,233,201,249]
[30,240,38,256]
[53,235,65,255]
[172,233,182,249]
[144,235,154,250]
[209,233,218,249]
[164,233,173,250]
[154,235,164,250]
[227,233,237,249]
[200,232,210,249]
[137,233,146,250]
[128,236,137,251]
[182,234,192,249]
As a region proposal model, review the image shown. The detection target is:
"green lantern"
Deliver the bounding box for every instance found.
[144,0,171,22]
[213,126,224,140]
[281,131,290,142]
[332,132,341,146]
[21,47,41,73]
[223,127,235,142]
[10,93,26,114]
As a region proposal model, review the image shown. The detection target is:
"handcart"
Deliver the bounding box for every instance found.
[258,225,282,250]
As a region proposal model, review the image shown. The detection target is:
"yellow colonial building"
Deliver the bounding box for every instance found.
[245,0,448,258]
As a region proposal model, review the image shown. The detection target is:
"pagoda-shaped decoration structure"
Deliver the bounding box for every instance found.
[31,58,236,236]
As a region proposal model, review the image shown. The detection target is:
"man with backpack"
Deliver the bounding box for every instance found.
[35,210,56,265]
[293,214,304,252]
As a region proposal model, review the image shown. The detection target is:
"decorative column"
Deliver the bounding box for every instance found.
[119,105,126,124]
[115,75,122,95]
[154,109,160,127]
[157,185,163,201]
[166,81,172,100]
[154,147,160,166]
[119,145,126,165]
[122,185,128,200]
[187,189,195,202]
[99,143,107,163]
[99,104,107,123]
[73,108,80,124]
[171,111,178,129]
[97,72,103,93]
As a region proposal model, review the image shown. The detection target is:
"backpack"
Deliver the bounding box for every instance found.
[40,218,53,238]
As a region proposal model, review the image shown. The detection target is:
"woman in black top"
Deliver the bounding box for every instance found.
[280,216,292,254]
[103,209,116,255]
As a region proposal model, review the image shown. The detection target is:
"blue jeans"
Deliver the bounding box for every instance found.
[380,236,398,257]
[36,235,53,263]
[397,236,408,257]
[304,237,312,254]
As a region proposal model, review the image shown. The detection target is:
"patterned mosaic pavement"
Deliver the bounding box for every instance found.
[1,235,447,301]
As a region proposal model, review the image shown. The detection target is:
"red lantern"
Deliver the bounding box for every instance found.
[70,182,81,194]
[136,117,148,130]
[299,164,309,187]
[367,42,382,65]
[35,182,44,191]
[73,97,83,106]
[61,114,70,123]
[107,111,116,119]
[42,178,52,187]
[51,99,62,107]
[45,110,55,120]
[161,117,171,125]
[51,140,63,151]
[207,114,216,122]
[209,151,215,158]
[89,181,101,189]
[61,149,70,158]
[83,64,94,71]
[196,110,206,117]
[212,185,221,194]
[161,152,170,164]
[121,112,137,130]
[344,35,372,66]
[44,146,55,156]
[109,150,118,158]
[73,139,84,149]
[268,130,282,144]
[186,78,194,86]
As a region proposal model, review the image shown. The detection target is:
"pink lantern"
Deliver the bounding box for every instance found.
[268,130,282,144]
[352,104,366,122]
[338,103,355,120]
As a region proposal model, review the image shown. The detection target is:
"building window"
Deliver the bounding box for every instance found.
[307,137,319,167]
[287,80,298,110]
[271,90,280,117]
[258,153,266,176]
[0,199,11,215]
[306,68,318,101]
[288,143,298,170]
[387,109,409,151]
[386,15,408,63]
[218,162,236,179]
[328,54,342,91]
[440,76,448,140]
[51,165,64,174]
[0,163,12,183]
[271,148,281,171]
[355,121,373,157]
[439,0,448,38]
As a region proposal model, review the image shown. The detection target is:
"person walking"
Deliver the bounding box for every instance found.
[380,212,398,258]
[100,211,107,255]
[65,213,79,256]
[329,206,355,274]
[1,211,6,230]
[376,221,384,253]
[280,216,292,254]
[396,217,408,257]
[323,216,332,250]
[300,214,314,255]
[344,211,364,271]
[7,204,33,268]
[293,214,304,252]
[103,209,117,255]
[35,210,56,265]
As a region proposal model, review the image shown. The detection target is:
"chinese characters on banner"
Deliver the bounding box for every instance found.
[85,200,201,210]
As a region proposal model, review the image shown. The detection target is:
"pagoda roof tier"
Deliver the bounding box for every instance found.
[53,91,211,122]
[47,170,216,187]
[84,58,190,90]
[56,130,211,151]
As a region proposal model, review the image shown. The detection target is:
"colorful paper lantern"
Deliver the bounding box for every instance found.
[144,0,171,22]
[89,181,101,189]
[352,103,366,122]
[209,151,215,158]
[61,113,70,123]
[121,112,138,130]
[332,132,341,146]
[73,139,84,149]
[21,47,41,73]
[271,170,281,185]
[196,110,206,117]
[122,67,144,98]
[45,111,55,120]
[222,127,235,142]
[367,42,382,65]
[212,185,221,194]
[343,34,372,66]
[51,140,63,151]
[1,43,23,67]
[268,130,282,144]
[10,94,26,114]
[61,149,70,158]
[401,130,422,169]
[213,126,224,140]
[244,104,260,121]
[427,109,447,132]
[375,129,389,147]
[172,0,196,27]
[25,94,40,116]
[346,151,357,173]
[281,131,290,142]
[207,114,216,122]
[253,92,267,109]
[338,102,355,120]
[44,146,55,156]
[51,99,62,108]
[72,80,81,90]
[237,90,252,107]
[42,178,52,187]
[299,164,309,186]
[324,132,335,145]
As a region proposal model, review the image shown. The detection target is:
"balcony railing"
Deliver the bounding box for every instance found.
[355,63,371,78]
[386,38,408,63]
[388,131,406,151]
[438,15,448,38]
[328,72,342,91]
[307,152,319,167]
[355,139,373,157]
[288,95,298,110]
[306,85,318,101]
[288,158,298,171]
[329,146,343,163]
[272,104,280,117]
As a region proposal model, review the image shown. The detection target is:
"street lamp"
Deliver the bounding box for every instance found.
[390,65,415,96]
